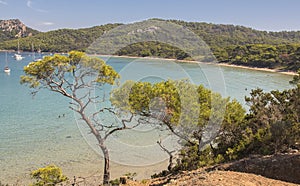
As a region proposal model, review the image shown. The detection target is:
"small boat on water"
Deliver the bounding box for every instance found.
[4,66,10,73]
[31,43,43,61]
[34,58,42,62]
[14,40,24,61]
[4,52,11,74]
[14,53,24,60]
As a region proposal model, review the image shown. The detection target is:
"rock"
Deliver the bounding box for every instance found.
[215,153,300,184]
[0,19,39,42]
[120,176,127,184]
[169,179,175,183]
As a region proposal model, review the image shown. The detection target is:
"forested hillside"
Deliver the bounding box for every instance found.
[214,44,300,70]
[168,19,300,47]
[1,19,300,70]
[0,23,121,52]
[116,20,300,70]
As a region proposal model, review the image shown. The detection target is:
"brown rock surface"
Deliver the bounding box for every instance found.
[124,170,299,186]
[123,153,300,186]
[214,153,300,184]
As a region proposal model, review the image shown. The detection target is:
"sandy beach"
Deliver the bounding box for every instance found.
[3,147,169,185]
[59,158,169,185]
[217,63,297,76]
[95,54,298,76]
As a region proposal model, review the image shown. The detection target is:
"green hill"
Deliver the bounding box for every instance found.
[1,18,300,70]
[2,18,300,52]
[168,19,300,46]
[0,23,121,52]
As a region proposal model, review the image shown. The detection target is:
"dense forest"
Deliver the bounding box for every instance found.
[1,19,300,70]
[214,44,300,70]
[0,23,121,52]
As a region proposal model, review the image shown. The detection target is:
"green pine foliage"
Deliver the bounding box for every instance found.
[215,44,300,70]
[176,76,300,172]
[30,165,67,186]
[113,72,300,173]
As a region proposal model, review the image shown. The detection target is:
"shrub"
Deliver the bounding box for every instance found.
[30,164,67,186]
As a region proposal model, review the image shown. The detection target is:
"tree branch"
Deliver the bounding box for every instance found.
[157,139,175,171]
[103,113,135,140]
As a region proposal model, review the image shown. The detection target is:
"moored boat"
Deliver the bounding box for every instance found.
[14,40,24,60]
[14,53,24,60]
[4,52,11,74]
[4,66,10,73]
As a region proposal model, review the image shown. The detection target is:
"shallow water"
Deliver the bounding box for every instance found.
[0,52,293,184]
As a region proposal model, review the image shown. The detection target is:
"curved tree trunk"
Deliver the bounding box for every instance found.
[100,143,110,185]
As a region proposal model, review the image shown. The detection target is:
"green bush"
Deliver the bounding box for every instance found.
[30,164,68,186]
[109,178,120,186]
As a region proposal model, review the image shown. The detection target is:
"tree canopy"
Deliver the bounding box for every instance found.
[111,79,246,170]
[214,44,300,71]
[112,74,300,173]
[21,51,125,185]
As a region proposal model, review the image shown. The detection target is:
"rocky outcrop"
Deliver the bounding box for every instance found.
[0,19,39,42]
[147,170,298,186]
[214,152,300,184]
[0,19,31,38]
[120,153,300,186]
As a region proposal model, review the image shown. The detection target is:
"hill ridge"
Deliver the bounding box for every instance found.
[1,18,300,52]
[1,19,300,70]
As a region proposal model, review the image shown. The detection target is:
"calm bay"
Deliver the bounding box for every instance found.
[0,52,293,184]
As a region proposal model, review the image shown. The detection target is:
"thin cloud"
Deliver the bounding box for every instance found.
[26,0,48,13]
[0,0,7,5]
[42,22,54,26]
[26,0,32,8]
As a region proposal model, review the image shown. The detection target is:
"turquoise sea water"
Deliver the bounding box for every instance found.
[0,52,293,184]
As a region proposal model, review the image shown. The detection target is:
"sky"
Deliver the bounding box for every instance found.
[1,0,300,32]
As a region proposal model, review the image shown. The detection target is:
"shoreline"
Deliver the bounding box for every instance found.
[96,54,298,76]
[217,63,297,76]
[0,50,296,76]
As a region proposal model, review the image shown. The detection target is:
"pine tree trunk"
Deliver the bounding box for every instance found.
[167,154,173,171]
[100,143,110,185]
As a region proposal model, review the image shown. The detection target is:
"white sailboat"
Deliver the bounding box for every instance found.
[4,52,11,74]
[14,40,24,61]
[32,43,42,62]
[14,53,23,61]
[4,66,10,73]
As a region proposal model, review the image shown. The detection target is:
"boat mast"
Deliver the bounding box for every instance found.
[32,43,35,60]
[17,40,20,54]
[4,51,11,73]
[5,51,8,66]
